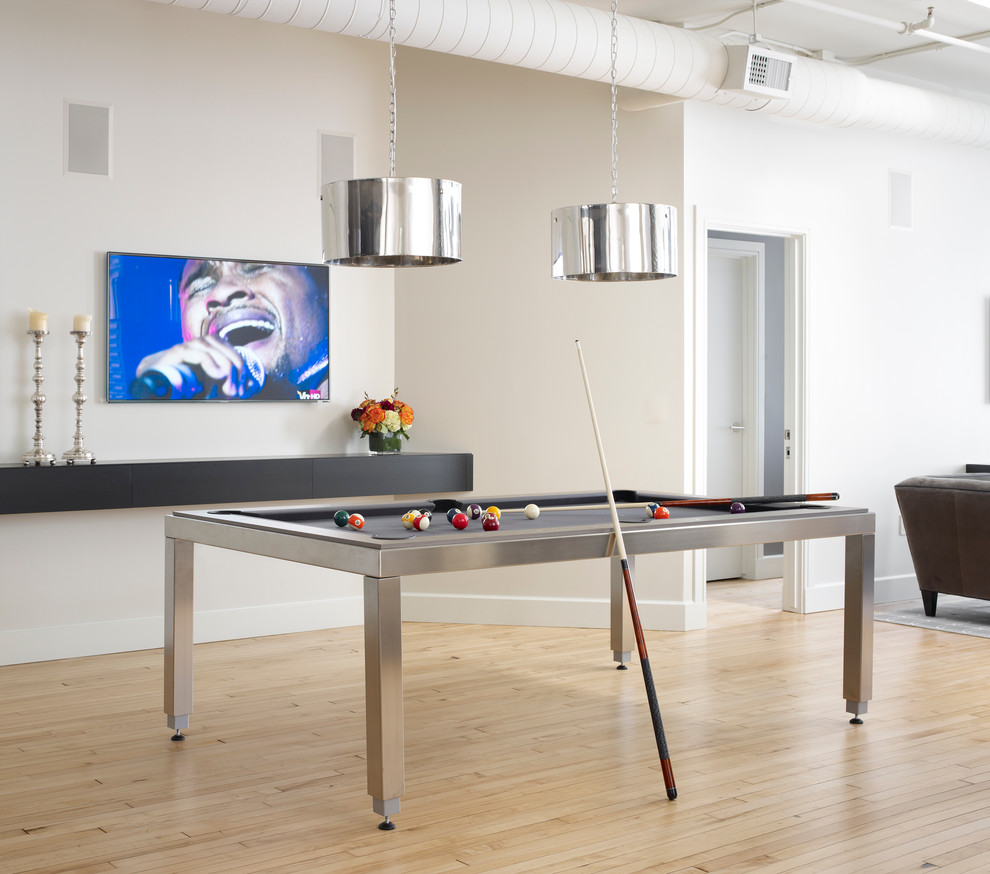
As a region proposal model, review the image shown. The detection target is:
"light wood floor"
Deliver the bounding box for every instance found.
[4,580,990,874]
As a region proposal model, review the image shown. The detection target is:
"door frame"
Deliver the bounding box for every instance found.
[691,209,810,612]
[706,237,769,581]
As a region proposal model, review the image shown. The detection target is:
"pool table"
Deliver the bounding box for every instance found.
[164,489,876,827]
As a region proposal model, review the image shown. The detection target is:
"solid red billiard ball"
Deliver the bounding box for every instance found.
[348,513,365,530]
[482,513,500,532]
[451,512,469,530]
[652,506,670,519]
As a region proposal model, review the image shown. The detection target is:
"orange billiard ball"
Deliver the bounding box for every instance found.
[347,513,366,530]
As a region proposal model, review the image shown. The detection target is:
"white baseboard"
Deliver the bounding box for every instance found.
[402,592,705,632]
[4,576,919,666]
[876,573,919,605]
[0,596,363,666]
[794,573,919,614]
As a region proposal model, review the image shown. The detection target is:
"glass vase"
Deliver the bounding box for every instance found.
[368,430,403,454]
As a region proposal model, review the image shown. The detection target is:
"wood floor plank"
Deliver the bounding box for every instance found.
[4,582,990,872]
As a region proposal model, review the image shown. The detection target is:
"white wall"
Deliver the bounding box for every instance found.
[678,100,990,609]
[5,1,989,664]
[389,48,990,625]
[1,0,396,663]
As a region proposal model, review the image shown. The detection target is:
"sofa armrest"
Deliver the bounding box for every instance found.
[895,475,990,600]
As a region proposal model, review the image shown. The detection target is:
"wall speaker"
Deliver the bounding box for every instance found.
[320,133,354,190]
[889,171,912,229]
[65,101,111,176]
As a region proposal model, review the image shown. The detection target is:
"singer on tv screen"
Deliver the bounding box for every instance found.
[107,253,329,402]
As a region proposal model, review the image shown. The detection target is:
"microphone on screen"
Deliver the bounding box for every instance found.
[129,346,266,399]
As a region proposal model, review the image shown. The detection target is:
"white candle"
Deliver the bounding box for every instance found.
[28,309,48,331]
[73,313,92,332]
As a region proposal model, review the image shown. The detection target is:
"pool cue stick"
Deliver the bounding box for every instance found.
[498,493,840,514]
[660,493,839,508]
[498,502,652,513]
[574,340,677,801]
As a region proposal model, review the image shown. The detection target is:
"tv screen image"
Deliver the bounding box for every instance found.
[107,252,330,402]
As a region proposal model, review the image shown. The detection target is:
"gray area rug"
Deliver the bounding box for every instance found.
[874,595,990,638]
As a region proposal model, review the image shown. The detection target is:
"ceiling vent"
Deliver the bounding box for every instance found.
[721,44,795,98]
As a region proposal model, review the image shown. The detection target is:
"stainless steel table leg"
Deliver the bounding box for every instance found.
[364,575,404,827]
[611,554,634,667]
[843,532,875,721]
[165,538,194,735]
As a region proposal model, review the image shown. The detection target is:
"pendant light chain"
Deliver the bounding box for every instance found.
[388,0,397,177]
[610,0,618,204]
[549,0,678,280]
[320,0,462,268]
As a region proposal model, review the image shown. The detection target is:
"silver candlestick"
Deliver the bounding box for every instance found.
[22,329,56,466]
[63,329,95,465]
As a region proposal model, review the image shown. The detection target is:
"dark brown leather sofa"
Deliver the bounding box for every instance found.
[894,474,990,616]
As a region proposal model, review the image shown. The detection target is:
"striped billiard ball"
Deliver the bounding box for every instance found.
[347,513,365,531]
[412,514,430,531]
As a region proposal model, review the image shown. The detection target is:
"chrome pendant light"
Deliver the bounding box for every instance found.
[321,0,461,267]
[551,0,677,281]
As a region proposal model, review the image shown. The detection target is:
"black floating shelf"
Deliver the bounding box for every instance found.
[0,453,473,515]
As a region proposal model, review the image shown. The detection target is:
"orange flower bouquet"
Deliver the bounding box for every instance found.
[351,389,414,453]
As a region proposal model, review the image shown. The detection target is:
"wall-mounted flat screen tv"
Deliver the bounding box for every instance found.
[107,252,329,402]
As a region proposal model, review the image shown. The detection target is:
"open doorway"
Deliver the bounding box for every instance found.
[693,217,808,613]
[706,232,785,581]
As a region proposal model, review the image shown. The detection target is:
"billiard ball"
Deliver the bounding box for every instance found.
[730,502,746,514]
[413,513,430,531]
[446,508,461,523]
[524,503,540,519]
[402,510,421,529]
[418,509,433,520]
[467,503,482,520]
[653,506,670,519]
[484,505,501,519]
[451,512,469,530]
[645,502,660,518]
[347,513,365,530]
[482,513,500,532]
[333,509,351,527]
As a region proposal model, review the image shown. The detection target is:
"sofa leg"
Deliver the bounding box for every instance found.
[921,590,938,617]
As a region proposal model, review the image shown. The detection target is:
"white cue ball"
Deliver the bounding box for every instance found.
[524,503,540,519]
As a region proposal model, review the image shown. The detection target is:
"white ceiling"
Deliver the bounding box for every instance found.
[581,0,990,98]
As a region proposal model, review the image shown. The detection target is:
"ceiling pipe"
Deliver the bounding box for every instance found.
[781,0,990,56]
[145,0,990,149]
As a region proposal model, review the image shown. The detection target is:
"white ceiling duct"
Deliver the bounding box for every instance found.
[145,0,990,149]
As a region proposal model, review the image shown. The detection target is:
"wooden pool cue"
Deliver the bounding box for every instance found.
[574,340,677,801]
[498,493,840,514]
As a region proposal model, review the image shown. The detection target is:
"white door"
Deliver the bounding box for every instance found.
[706,238,764,581]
